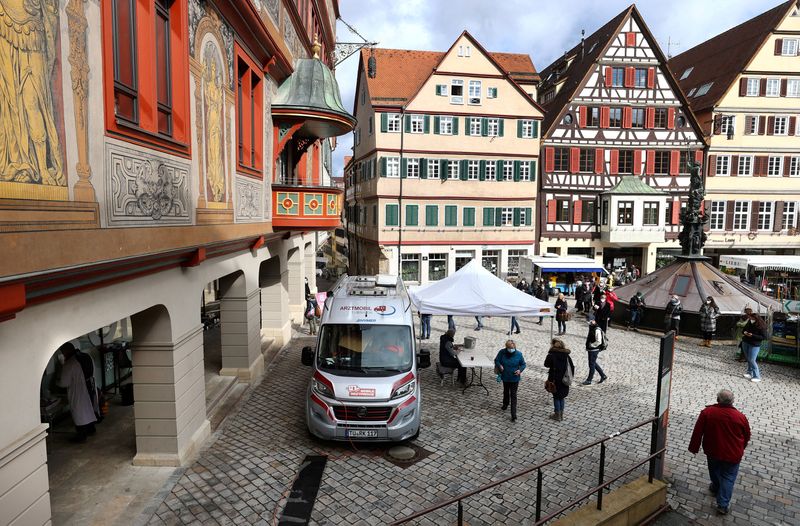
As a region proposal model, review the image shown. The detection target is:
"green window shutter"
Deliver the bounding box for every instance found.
[499,119,505,137]
[532,120,539,138]
[425,205,438,226]
[530,160,537,182]
[445,205,457,226]
[525,207,532,226]
[479,160,486,181]
[459,160,468,180]
[435,85,442,96]
[496,160,504,181]
[424,115,430,134]
[464,207,475,226]
[406,204,418,226]
[483,207,494,226]
[400,158,408,178]
[452,117,459,135]
[517,120,523,138]
[380,113,388,133]
[465,117,472,136]
[440,159,448,180]
[380,157,387,177]
[433,116,440,135]
[420,158,428,179]
[404,115,411,133]
[513,160,521,182]
[513,207,521,227]
[386,204,398,226]
[495,207,503,226]
[481,117,488,137]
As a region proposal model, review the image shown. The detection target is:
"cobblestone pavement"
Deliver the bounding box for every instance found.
[142,312,800,525]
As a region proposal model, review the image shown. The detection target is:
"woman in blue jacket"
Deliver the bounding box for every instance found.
[494,340,526,422]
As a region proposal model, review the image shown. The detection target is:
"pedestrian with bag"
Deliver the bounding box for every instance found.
[305,294,319,335]
[582,319,608,385]
[699,296,720,347]
[494,340,526,422]
[688,389,750,515]
[627,291,646,331]
[544,338,574,421]
[664,295,683,339]
[741,307,766,382]
[593,294,612,333]
[555,293,569,335]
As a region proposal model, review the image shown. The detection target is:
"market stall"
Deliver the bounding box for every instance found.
[519,256,608,295]
[719,255,800,300]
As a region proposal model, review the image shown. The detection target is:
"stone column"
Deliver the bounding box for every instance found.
[287,251,304,322]
[131,312,210,467]
[219,289,264,383]
[261,270,291,348]
[0,425,50,524]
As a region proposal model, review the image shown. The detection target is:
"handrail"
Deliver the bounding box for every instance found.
[389,415,660,525]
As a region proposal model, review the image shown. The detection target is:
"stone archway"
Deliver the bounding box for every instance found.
[216,271,263,382]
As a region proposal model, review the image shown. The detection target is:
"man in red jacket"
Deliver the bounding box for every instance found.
[688,389,751,515]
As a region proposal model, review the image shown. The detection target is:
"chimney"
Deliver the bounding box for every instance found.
[580,29,585,60]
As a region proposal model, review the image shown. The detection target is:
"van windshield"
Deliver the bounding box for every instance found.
[317,324,413,376]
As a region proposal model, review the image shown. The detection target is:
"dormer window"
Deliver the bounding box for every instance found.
[679,67,693,80]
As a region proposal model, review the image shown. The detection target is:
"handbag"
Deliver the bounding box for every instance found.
[544,380,556,393]
[562,364,573,387]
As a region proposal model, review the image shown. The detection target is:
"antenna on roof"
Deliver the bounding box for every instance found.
[580,29,585,60]
[667,36,680,59]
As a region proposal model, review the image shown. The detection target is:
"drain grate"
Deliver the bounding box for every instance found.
[383,443,432,468]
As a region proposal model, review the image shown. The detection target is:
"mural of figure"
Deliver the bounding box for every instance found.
[203,48,225,202]
[0,0,64,186]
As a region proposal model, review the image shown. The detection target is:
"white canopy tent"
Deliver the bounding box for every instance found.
[409,260,555,317]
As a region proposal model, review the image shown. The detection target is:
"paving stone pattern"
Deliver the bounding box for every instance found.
[144,312,800,525]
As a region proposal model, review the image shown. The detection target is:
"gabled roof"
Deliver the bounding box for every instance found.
[668,1,795,113]
[602,176,667,195]
[357,32,540,108]
[537,6,632,134]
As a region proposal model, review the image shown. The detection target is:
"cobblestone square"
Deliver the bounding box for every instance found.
[143,313,800,525]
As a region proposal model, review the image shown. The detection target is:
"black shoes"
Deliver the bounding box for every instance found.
[716,505,729,515]
[501,405,508,411]
[599,376,608,384]
[709,484,718,495]
[511,416,517,422]
[582,380,592,385]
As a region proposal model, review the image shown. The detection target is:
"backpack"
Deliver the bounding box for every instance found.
[598,329,608,350]
[562,361,573,386]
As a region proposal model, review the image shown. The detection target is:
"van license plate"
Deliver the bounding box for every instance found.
[346,429,379,438]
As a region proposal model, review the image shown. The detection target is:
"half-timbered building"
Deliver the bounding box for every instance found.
[669,0,800,263]
[537,6,705,273]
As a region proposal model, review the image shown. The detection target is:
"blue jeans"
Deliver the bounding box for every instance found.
[510,317,520,333]
[552,396,565,412]
[475,316,483,329]
[707,457,740,509]
[586,350,605,381]
[420,315,431,339]
[629,310,641,328]
[742,342,761,379]
[447,315,456,331]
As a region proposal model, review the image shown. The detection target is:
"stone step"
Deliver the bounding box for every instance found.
[208,383,248,432]
[205,374,237,416]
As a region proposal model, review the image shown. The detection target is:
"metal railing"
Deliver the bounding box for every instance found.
[389,416,663,526]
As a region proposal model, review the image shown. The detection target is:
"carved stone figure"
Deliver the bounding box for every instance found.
[679,158,708,257]
[0,0,64,186]
[203,49,224,202]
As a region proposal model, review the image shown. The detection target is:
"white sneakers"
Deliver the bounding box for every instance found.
[751,377,762,383]
[743,373,752,379]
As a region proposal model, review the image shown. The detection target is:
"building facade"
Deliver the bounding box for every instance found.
[346,32,544,283]
[0,1,353,522]
[669,0,800,263]
[537,6,705,273]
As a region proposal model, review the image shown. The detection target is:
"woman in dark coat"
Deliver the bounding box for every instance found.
[699,296,720,347]
[555,293,569,335]
[544,339,575,421]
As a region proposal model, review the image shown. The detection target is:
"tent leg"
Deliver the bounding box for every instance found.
[550,316,554,340]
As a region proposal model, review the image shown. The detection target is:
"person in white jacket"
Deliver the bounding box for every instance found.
[582,319,608,385]
[57,343,97,443]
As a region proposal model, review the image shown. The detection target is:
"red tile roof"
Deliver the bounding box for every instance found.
[668,1,794,113]
[359,45,539,107]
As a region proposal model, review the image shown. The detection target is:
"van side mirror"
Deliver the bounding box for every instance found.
[301,346,314,366]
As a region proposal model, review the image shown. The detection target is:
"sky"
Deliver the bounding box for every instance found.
[329,0,785,176]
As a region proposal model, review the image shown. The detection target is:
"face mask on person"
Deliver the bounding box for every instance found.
[505,346,515,354]
[57,353,65,365]
[706,300,711,304]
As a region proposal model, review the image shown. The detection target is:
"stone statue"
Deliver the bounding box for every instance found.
[0,0,64,186]
[204,53,225,202]
[678,158,708,257]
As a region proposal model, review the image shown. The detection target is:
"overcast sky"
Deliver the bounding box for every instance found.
[331,0,783,175]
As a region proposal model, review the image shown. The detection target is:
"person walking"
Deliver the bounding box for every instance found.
[544,338,575,421]
[474,316,484,331]
[447,315,456,332]
[535,282,549,324]
[734,311,749,362]
[582,319,608,385]
[555,293,569,335]
[508,316,521,335]
[664,295,683,339]
[593,294,612,333]
[741,308,766,382]
[305,294,319,335]
[582,282,593,314]
[688,389,751,515]
[57,343,97,443]
[574,279,585,311]
[494,340,526,422]
[604,286,618,329]
[628,291,646,331]
[699,297,720,347]
[419,312,432,340]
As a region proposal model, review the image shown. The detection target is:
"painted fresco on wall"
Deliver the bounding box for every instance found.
[203,42,226,203]
[0,0,68,199]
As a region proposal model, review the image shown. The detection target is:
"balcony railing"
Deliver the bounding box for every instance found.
[271,184,342,231]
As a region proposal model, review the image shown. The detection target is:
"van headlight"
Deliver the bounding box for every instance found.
[312,378,334,398]
[391,379,415,400]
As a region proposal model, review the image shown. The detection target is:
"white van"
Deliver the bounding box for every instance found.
[301,275,428,441]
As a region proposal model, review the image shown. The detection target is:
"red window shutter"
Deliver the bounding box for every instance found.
[604,67,613,87]
[767,116,775,135]
[759,78,767,96]
[600,107,610,128]
[781,79,788,97]
[545,147,555,172]
[570,147,580,173]
[645,107,655,128]
[670,150,680,176]
[547,200,557,223]
[744,115,753,134]
[578,106,587,128]
[739,78,748,96]
[785,156,792,177]
[731,155,739,177]
[573,201,583,223]
[626,32,636,47]
[775,38,783,55]
[595,148,604,174]
[695,150,703,163]
[633,150,642,175]
[667,108,676,129]
[708,155,716,177]
[671,201,681,225]
[623,107,632,128]
[758,116,766,135]
[647,67,655,89]
[790,116,797,135]
[624,67,634,88]
[755,156,767,176]
[645,150,655,175]
[610,150,619,174]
